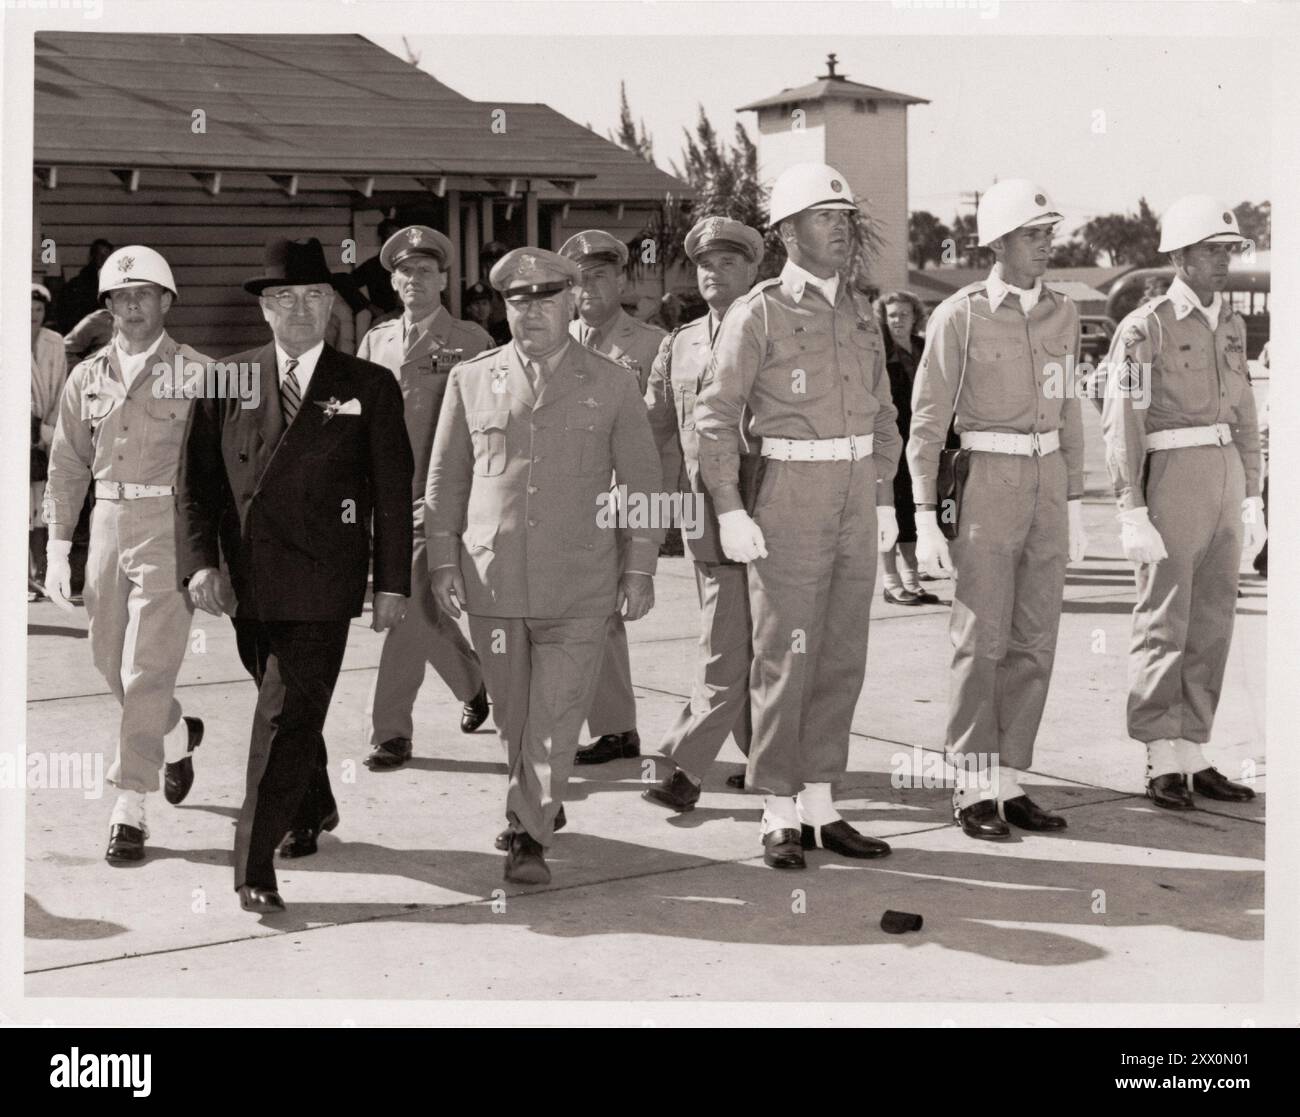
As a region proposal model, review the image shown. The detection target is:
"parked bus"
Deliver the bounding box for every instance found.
[1105,259,1270,360]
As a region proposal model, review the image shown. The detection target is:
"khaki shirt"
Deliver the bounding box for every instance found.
[907,278,1085,505]
[425,340,663,619]
[645,312,752,565]
[695,262,902,516]
[357,306,492,514]
[44,332,208,539]
[1099,294,1261,511]
[569,308,666,396]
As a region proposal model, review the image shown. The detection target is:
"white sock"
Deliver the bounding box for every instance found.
[951,755,998,808]
[796,783,841,828]
[1175,739,1211,775]
[1145,738,1180,780]
[761,795,799,835]
[995,766,1024,802]
[110,790,147,832]
[162,716,192,764]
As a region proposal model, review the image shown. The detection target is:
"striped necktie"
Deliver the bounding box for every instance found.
[280,358,301,426]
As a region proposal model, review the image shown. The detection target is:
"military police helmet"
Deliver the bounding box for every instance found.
[98,245,179,300]
[976,180,1062,247]
[768,163,858,227]
[1157,194,1247,253]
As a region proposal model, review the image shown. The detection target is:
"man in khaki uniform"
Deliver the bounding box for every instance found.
[910,180,1088,841]
[356,225,492,771]
[1100,194,1261,810]
[641,216,764,812]
[426,248,663,884]
[696,164,901,870]
[44,246,207,864]
[559,229,668,766]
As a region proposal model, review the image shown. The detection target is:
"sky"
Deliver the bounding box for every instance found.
[376,31,1272,240]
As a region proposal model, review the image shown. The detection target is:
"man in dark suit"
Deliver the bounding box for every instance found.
[177,238,413,912]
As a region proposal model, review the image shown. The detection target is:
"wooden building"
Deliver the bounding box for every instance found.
[33,32,688,356]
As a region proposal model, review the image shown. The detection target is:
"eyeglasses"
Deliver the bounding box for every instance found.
[263,289,331,310]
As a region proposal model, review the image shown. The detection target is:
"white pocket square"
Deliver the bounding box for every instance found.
[317,396,362,419]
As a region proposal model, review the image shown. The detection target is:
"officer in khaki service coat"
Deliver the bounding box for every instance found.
[356,225,492,771]
[559,229,668,767]
[1100,194,1262,810]
[641,216,764,813]
[696,164,901,870]
[909,180,1088,841]
[425,248,663,885]
[43,246,207,865]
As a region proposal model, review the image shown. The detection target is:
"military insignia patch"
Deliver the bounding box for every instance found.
[1121,324,1145,351]
[830,179,843,192]
[1034,193,1047,206]
[118,256,135,273]
[409,228,423,245]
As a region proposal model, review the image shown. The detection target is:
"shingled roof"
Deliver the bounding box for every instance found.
[738,54,928,112]
[35,32,687,201]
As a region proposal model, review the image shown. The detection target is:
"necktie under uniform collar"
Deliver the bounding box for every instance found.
[1167,275,1224,331]
[986,267,1042,315]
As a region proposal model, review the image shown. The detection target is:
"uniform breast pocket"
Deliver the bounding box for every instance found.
[1155,351,1213,414]
[562,406,614,476]
[1223,348,1250,410]
[770,333,830,400]
[966,338,1031,422]
[468,408,509,476]
[145,395,192,454]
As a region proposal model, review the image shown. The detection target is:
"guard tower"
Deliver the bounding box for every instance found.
[738,54,928,291]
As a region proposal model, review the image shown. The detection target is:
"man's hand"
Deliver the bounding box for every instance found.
[915,509,953,577]
[372,591,408,632]
[44,538,75,612]
[877,505,899,553]
[1117,507,1168,566]
[1242,496,1267,552]
[717,509,768,563]
[1067,499,1089,564]
[431,565,466,619]
[187,567,237,616]
[618,572,655,621]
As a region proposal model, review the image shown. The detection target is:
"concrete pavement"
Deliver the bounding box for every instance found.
[19,408,1267,1006]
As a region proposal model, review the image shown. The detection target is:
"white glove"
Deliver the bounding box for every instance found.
[717,509,768,563]
[915,509,953,577]
[1067,499,1088,564]
[44,538,76,612]
[877,505,899,553]
[1242,496,1267,552]
[1117,507,1168,565]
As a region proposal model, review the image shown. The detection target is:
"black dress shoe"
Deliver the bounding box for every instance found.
[1001,794,1067,831]
[105,823,146,864]
[366,736,412,770]
[495,806,565,851]
[1192,767,1256,802]
[504,830,551,884]
[762,828,806,869]
[1146,771,1195,810]
[882,587,923,606]
[726,773,745,790]
[800,819,891,858]
[904,588,942,605]
[277,807,340,858]
[641,770,701,812]
[460,685,490,734]
[954,798,1010,839]
[575,730,641,765]
[163,716,204,805]
[239,885,285,913]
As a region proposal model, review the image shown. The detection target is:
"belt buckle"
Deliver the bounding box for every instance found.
[106,480,123,499]
[1027,432,1042,456]
[1215,425,1228,446]
[848,437,859,462]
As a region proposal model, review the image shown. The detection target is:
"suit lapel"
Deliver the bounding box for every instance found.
[259,344,349,482]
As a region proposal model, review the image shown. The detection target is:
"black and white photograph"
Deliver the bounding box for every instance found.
[3,0,1298,1050]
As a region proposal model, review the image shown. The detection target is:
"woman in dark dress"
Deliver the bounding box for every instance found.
[874,290,939,606]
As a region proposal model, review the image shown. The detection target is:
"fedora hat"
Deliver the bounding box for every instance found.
[244,237,350,295]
